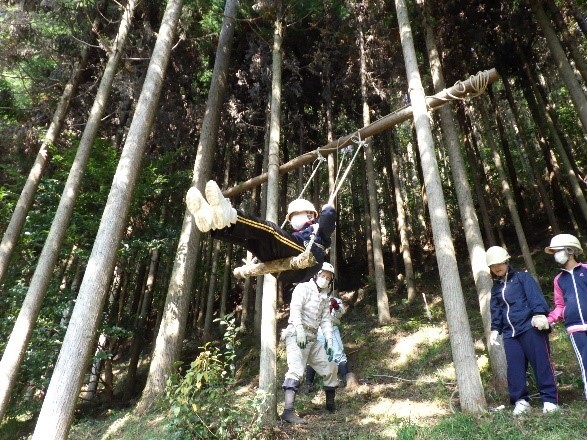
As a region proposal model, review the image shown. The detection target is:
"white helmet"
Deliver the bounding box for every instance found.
[286,199,318,221]
[545,234,583,255]
[486,246,510,266]
[320,262,335,276]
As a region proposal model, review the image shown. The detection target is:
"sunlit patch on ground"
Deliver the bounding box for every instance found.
[390,324,448,368]
[359,396,450,421]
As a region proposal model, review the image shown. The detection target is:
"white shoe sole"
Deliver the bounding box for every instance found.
[186,187,213,232]
[205,181,235,229]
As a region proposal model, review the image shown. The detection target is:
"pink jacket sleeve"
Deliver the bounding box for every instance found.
[548,274,565,324]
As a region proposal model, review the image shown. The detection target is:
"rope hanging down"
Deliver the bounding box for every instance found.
[233,137,365,279]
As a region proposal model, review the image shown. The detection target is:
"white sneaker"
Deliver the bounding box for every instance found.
[513,399,530,415]
[205,180,237,229]
[543,402,559,413]
[186,187,213,232]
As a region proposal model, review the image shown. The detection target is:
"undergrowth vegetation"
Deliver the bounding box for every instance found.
[45,251,587,439]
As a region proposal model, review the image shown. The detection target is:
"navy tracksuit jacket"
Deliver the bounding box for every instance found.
[490,266,558,405]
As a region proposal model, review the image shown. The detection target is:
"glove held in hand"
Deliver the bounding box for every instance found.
[489,330,500,346]
[296,325,307,349]
[531,315,549,331]
[324,338,334,362]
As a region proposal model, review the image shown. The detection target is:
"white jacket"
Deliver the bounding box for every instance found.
[287,279,333,341]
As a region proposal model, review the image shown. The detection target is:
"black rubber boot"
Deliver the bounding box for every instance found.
[303,365,317,393]
[306,365,316,384]
[338,362,349,385]
[280,389,307,424]
[325,389,336,413]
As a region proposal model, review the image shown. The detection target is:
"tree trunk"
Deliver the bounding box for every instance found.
[240,251,253,333]
[390,134,416,303]
[258,6,283,424]
[350,170,365,263]
[518,53,587,225]
[196,241,214,332]
[360,163,375,278]
[456,107,497,246]
[475,98,537,277]
[545,0,587,83]
[501,77,560,234]
[535,70,587,195]
[488,88,528,230]
[356,1,390,324]
[517,70,568,213]
[220,244,233,319]
[0,0,138,420]
[124,249,159,401]
[136,0,238,414]
[564,0,587,37]
[529,0,587,133]
[203,241,221,341]
[0,49,89,287]
[394,0,487,414]
[418,0,508,392]
[324,56,338,284]
[80,333,107,401]
[31,1,182,437]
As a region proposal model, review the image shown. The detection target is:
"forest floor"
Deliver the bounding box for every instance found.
[5,252,587,439]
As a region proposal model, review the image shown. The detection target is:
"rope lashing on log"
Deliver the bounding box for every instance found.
[440,70,491,101]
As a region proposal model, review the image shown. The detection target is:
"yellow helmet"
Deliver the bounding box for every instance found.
[545,234,583,255]
[485,246,510,266]
[286,199,318,221]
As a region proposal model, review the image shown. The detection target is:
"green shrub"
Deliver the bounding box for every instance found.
[164,314,265,439]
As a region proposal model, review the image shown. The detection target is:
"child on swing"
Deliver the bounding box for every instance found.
[186,180,336,285]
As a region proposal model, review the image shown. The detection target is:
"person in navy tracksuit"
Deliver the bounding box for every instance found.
[545,234,587,400]
[186,180,336,286]
[486,246,559,415]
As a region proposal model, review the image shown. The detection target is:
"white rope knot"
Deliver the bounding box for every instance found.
[350,131,368,149]
[444,70,490,101]
[314,147,327,163]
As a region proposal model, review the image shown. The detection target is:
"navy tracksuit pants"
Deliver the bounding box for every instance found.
[211,211,325,285]
[503,327,558,405]
[569,331,587,399]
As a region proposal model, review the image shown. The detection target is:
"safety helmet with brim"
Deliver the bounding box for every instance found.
[545,234,583,255]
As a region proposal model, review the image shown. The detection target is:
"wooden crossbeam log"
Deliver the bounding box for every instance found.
[224,68,500,198]
[233,252,317,279]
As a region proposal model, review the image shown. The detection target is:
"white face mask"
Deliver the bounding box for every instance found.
[315,277,330,289]
[554,250,569,265]
[290,213,310,231]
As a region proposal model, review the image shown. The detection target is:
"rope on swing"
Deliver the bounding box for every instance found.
[233,136,366,279]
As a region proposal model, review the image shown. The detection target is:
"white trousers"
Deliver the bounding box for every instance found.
[284,333,338,387]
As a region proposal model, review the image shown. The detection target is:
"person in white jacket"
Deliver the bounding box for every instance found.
[305,289,352,390]
[280,262,338,424]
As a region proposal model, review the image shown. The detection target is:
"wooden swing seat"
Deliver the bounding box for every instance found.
[233,251,317,279]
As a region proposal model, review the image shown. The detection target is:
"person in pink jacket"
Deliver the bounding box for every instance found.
[546,234,587,399]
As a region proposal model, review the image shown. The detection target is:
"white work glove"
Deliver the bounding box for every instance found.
[295,325,307,349]
[531,315,550,331]
[489,330,500,346]
[324,338,334,362]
